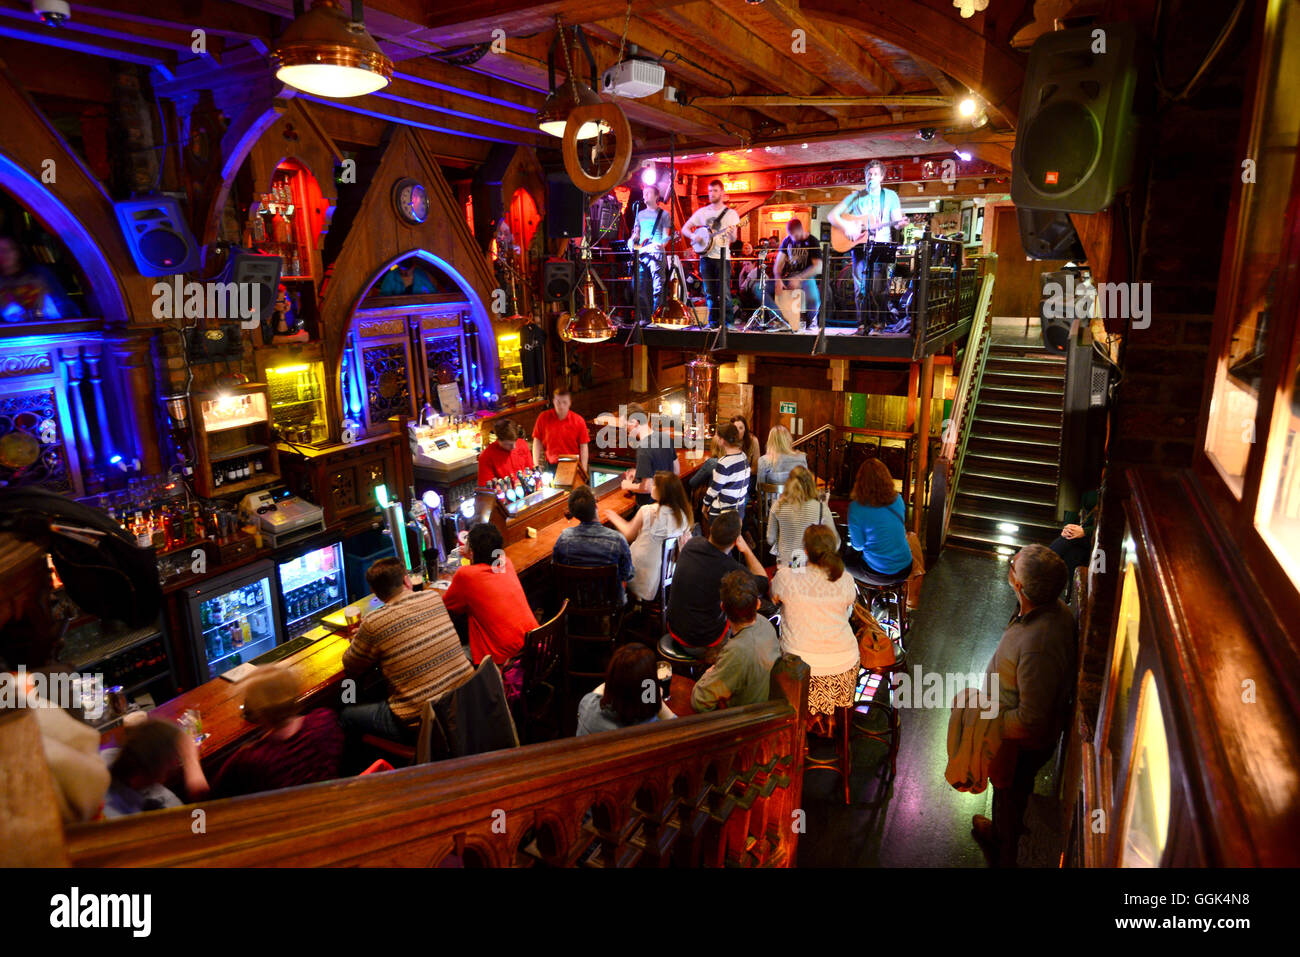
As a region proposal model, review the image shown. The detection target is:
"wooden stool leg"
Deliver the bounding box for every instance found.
[841,705,852,804]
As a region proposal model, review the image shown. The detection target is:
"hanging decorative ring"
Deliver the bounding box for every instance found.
[562,102,632,195]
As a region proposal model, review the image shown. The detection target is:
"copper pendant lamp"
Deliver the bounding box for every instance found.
[272,0,393,99]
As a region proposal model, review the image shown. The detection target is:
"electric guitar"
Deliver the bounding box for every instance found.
[689,208,734,255]
[830,210,908,253]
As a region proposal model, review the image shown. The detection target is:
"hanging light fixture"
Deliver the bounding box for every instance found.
[567,275,615,343]
[273,0,393,98]
[536,21,607,140]
[650,271,693,328]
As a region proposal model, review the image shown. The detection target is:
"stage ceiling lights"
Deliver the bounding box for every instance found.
[272,0,393,98]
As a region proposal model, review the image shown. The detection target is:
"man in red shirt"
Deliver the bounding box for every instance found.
[477,419,533,486]
[531,386,590,474]
[441,522,539,667]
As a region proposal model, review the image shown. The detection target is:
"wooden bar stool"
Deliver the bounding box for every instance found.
[849,658,904,781]
[850,567,911,649]
[804,704,853,804]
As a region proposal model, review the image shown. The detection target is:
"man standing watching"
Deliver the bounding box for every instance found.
[533,386,590,475]
[682,179,740,329]
[828,160,907,334]
[971,544,1077,866]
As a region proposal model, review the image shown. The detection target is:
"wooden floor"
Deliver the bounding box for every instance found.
[797,547,1064,867]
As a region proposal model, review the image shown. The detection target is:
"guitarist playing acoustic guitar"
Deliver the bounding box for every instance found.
[828,160,908,334]
[682,179,741,329]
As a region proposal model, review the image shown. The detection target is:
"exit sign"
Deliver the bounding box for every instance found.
[779,401,797,415]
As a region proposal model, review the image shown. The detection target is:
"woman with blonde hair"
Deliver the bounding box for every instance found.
[770,524,858,725]
[606,470,693,601]
[756,424,808,487]
[766,465,838,567]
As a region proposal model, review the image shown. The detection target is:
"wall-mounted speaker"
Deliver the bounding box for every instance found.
[1011,22,1139,213]
[230,252,282,327]
[546,176,585,239]
[1018,207,1086,260]
[543,259,576,302]
[114,197,200,276]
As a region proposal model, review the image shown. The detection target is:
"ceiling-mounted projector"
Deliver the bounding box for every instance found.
[602,59,665,99]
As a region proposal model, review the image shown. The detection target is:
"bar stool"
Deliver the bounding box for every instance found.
[804,704,853,804]
[850,565,911,649]
[849,656,905,781]
[657,632,713,680]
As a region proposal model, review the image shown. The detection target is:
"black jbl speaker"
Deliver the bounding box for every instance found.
[1018,208,1086,260]
[230,252,282,326]
[543,259,576,302]
[114,197,200,275]
[547,176,585,239]
[1011,22,1139,213]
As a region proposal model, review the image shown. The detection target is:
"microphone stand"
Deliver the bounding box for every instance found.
[811,239,832,355]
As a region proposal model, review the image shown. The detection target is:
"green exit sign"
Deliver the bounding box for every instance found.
[779,401,797,415]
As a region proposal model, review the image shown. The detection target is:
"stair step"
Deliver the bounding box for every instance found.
[978,387,1065,410]
[974,406,1063,429]
[950,511,1062,543]
[965,452,1060,481]
[983,370,1067,384]
[963,468,1057,486]
[972,415,1062,432]
[969,433,1060,451]
[960,471,1060,501]
[945,523,1041,554]
[955,485,1058,509]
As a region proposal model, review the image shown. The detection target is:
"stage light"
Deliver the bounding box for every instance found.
[641,166,658,186]
[955,149,972,162]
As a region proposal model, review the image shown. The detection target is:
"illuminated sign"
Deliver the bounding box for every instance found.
[768,210,795,223]
[722,180,749,192]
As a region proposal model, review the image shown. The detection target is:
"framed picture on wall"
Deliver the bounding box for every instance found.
[974,208,985,243]
[960,205,973,242]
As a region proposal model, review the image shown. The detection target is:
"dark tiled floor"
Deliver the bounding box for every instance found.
[796,547,1063,867]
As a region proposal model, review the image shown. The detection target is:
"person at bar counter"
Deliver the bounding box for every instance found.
[210,665,344,799]
[102,719,209,818]
[731,415,761,475]
[970,545,1076,867]
[576,642,674,735]
[532,386,590,475]
[441,522,538,680]
[691,570,781,712]
[827,160,907,335]
[595,402,679,507]
[477,418,534,486]
[604,470,692,603]
[665,510,768,657]
[771,218,823,327]
[339,558,473,743]
[553,486,634,602]
[701,422,751,522]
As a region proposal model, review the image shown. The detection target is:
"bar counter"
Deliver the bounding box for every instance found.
[104,448,706,766]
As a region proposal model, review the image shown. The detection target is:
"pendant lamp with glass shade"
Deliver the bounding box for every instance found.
[651,270,693,328]
[272,0,393,99]
[567,274,615,343]
[537,22,608,140]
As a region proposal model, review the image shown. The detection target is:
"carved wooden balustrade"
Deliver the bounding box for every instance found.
[61,657,810,868]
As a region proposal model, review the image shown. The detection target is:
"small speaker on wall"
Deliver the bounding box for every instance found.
[546,176,585,239]
[114,196,200,276]
[543,259,577,302]
[230,252,282,327]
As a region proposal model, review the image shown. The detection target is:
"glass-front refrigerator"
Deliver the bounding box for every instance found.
[182,560,282,682]
[274,538,346,638]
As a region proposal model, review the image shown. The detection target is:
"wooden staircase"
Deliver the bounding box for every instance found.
[946,342,1066,553]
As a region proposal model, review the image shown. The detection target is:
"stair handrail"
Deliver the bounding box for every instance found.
[939,271,996,538]
[59,658,811,869]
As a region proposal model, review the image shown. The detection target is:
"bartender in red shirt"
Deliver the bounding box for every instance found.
[531,386,590,474]
[477,419,533,486]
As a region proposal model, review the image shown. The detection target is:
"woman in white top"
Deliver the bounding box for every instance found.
[770,523,858,725]
[766,465,839,567]
[606,470,692,602]
[756,425,808,488]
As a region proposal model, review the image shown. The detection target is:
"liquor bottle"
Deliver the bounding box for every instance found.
[134,512,151,548]
[241,617,252,646]
[231,621,243,649]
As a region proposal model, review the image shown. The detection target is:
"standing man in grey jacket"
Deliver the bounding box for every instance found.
[972,544,1077,866]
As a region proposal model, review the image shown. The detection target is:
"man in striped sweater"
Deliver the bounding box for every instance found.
[340,558,473,743]
[702,422,751,522]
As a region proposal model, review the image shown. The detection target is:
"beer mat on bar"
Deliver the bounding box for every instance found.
[220,662,259,683]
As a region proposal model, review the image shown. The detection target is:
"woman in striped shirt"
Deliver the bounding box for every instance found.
[702,422,751,522]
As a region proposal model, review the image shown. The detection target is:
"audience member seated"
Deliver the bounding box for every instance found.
[605,470,692,602]
[210,665,344,798]
[702,422,751,522]
[767,466,839,568]
[1048,488,1099,583]
[103,720,207,817]
[340,558,473,743]
[844,458,914,584]
[576,642,675,735]
[770,525,858,732]
[756,425,808,487]
[666,510,768,657]
[442,522,538,671]
[553,486,634,602]
[688,434,723,494]
[691,570,782,712]
[731,415,761,475]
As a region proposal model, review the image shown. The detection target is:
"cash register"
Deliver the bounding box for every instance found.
[239,489,326,548]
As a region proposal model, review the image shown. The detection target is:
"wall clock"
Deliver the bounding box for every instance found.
[393,178,428,225]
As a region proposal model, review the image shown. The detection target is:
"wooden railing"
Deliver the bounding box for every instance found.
[793,423,835,486]
[935,271,997,543]
[62,657,811,868]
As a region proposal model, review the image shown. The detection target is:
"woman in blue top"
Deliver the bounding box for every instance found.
[844,458,914,581]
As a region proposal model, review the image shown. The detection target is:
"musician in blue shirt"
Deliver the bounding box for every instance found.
[828,160,908,335]
[629,184,671,325]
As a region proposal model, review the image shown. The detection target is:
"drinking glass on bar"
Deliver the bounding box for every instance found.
[657,661,673,703]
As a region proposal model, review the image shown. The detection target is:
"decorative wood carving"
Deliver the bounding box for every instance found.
[562,102,632,195]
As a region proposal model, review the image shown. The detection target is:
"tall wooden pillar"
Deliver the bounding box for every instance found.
[107,331,163,476]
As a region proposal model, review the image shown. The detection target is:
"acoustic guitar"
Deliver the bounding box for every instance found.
[829,211,907,253]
